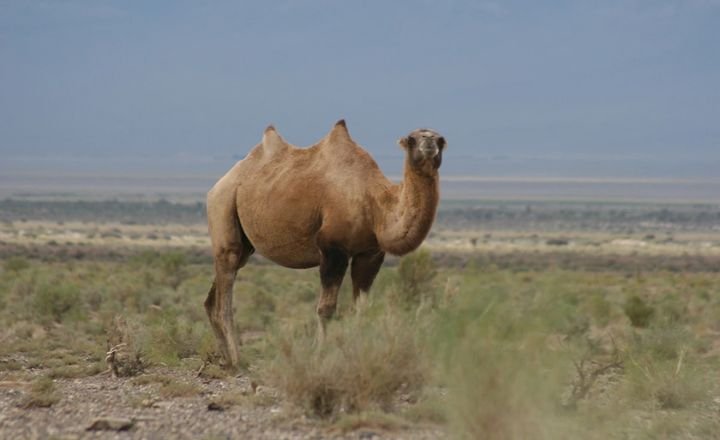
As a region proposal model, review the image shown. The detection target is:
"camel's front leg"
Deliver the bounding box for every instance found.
[350,251,385,310]
[316,247,349,343]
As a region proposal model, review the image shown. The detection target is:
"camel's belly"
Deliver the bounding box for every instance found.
[252,237,322,269]
[238,206,322,269]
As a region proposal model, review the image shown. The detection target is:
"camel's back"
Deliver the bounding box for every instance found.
[228,127,390,267]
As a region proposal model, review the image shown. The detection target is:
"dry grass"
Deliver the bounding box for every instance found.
[130,374,174,386]
[204,390,275,410]
[625,335,709,410]
[333,411,411,434]
[266,308,427,418]
[21,376,60,408]
[48,364,104,379]
[197,363,229,380]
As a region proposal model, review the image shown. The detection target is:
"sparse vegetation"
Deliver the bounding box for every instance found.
[2,199,720,438]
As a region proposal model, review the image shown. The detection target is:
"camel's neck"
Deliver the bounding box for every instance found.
[376,161,439,256]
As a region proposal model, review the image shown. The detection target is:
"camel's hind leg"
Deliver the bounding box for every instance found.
[205,190,253,368]
[316,247,349,342]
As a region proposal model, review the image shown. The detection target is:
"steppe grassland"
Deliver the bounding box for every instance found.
[2,199,720,437]
[2,247,720,437]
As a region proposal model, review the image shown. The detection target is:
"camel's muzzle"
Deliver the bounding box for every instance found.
[419,140,439,158]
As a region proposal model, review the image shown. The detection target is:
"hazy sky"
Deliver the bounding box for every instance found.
[1,0,719,164]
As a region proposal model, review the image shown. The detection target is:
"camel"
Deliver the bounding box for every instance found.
[205,120,446,367]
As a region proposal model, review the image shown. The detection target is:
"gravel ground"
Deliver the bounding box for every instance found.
[0,368,446,440]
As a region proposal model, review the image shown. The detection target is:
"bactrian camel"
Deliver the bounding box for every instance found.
[206,120,446,367]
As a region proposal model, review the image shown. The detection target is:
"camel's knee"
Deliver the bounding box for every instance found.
[204,281,217,313]
[214,246,245,272]
[316,299,337,320]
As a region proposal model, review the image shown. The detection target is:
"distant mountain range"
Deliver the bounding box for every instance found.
[2,153,719,180]
[2,154,719,203]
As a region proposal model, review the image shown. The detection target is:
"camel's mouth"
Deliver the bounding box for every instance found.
[419,141,440,159]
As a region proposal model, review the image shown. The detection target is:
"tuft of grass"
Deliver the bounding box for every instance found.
[266,308,426,418]
[129,392,157,409]
[134,375,202,399]
[0,358,23,371]
[207,390,250,409]
[624,295,654,328]
[625,330,709,409]
[158,380,202,398]
[21,376,60,408]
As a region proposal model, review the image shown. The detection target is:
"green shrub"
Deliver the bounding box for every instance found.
[4,257,30,272]
[138,311,209,365]
[129,250,188,289]
[624,295,654,328]
[32,281,84,324]
[395,249,437,307]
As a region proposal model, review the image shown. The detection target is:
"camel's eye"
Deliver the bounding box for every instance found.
[406,136,416,148]
[437,137,446,149]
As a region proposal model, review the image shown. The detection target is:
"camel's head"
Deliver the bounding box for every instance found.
[399,129,446,173]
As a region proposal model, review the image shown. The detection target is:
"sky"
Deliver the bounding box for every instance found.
[1,0,719,176]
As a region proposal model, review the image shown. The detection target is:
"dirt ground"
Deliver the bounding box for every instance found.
[0,367,445,439]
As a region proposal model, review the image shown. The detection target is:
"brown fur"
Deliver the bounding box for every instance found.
[205,120,446,367]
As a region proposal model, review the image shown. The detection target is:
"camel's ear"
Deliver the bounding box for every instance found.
[397,136,415,150]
